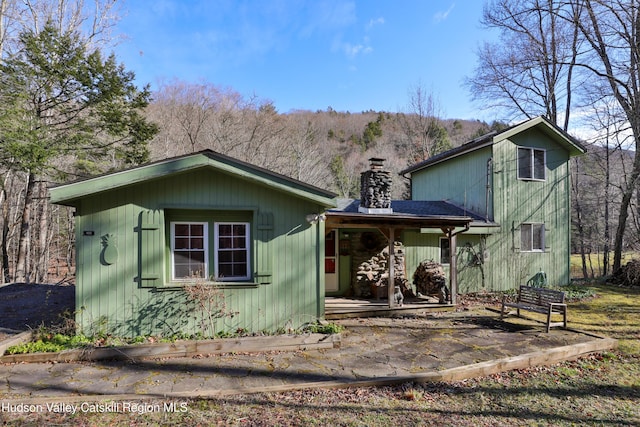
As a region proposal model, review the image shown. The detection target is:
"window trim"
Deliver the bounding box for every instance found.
[520,223,545,252]
[170,221,209,280]
[214,222,251,281]
[517,147,546,181]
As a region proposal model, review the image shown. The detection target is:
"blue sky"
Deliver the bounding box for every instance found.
[114,1,493,120]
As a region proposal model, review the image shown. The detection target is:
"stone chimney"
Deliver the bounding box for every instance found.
[359,157,393,214]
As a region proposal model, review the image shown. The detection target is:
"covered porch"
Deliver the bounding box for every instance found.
[324,202,475,311]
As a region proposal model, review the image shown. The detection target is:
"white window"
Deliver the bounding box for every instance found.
[171,222,208,279]
[440,237,451,264]
[521,223,545,252]
[518,147,546,180]
[214,222,250,280]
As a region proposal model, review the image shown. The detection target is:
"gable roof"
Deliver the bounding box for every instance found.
[400,116,587,176]
[50,149,337,207]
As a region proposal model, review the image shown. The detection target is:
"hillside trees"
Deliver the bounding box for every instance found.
[0,23,157,283]
[398,83,452,162]
[146,80,332,188]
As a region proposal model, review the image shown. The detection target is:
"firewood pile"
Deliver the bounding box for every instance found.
[412,260,449,303]
[609,259,640,287]
[356,242,412,299]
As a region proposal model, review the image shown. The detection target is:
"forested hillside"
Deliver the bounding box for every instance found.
[144,80,500,200]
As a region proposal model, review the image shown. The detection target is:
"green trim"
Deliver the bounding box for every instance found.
[494,116,585,157]
[154,280,261,290]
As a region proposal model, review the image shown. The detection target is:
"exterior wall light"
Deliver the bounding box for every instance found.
[305,213,326,224]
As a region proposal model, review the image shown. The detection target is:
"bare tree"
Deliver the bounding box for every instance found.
[467,0,640,275]
[398,82,451,162]
[467,0,582,129]
[151,79,223,155]
[278,117,331,187]
[567,0,640,272]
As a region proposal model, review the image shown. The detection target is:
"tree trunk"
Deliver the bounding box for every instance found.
[572,158,589,278]
[0,179,9,284]
[603,143,611,276]
[35,180,49,283]
[612,153,640,272]
[14,172,35,283]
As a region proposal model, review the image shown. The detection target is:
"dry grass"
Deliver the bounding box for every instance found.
[2,282,639,426]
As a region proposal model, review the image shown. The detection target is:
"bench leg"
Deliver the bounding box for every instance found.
[546,307,552,333]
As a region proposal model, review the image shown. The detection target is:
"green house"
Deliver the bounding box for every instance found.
[400,116,586,293]
[49,150,336,338]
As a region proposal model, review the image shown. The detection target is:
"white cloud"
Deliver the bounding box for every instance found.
[338,41,373,58]
[434,3,456,23]
[366,17,385,30]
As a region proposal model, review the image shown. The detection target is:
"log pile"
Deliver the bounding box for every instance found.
[355,242,411,299]
[609,259,640,287]
[412,260,449,303]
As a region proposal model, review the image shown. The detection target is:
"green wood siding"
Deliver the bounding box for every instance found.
[411,146,493,219]
[410,127,574,292]
[72,167,327,337]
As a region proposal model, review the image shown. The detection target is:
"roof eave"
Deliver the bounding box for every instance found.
[493,116,586,157]
[325,211,474,228]
[49,150,337,208]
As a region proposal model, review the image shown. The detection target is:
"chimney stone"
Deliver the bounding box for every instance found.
[359,158,393,214]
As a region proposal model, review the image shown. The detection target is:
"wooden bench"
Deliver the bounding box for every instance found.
[500,285,567,332]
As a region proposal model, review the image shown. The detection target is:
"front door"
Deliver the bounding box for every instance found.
[325,230,338,292]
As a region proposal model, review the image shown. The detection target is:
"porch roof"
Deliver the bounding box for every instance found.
[325,199,488,229]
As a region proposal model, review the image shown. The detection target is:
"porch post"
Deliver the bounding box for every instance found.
[387,227,395,307]
[449,230,457,305]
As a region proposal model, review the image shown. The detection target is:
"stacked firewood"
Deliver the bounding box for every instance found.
[609,259,640,287]
[356,242,411,298]
[412,260,449,303]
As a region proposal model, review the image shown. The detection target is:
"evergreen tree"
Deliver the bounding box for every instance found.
[0,23,158,282]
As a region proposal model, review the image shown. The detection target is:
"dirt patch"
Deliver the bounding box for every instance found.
[0,283,75,337]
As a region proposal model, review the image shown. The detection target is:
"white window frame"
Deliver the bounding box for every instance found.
[170,222,209,280]
[440,237,451,265]
[214,222,251,281]
[518,147,546,181]
[520,223,545,252]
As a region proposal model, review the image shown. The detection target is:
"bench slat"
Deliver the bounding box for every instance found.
[500,285,567,332]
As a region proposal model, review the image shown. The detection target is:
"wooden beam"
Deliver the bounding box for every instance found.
[387,227,395,307]
[450,231,457,305]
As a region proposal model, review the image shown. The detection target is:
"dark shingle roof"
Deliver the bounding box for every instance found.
[331,199,489,223]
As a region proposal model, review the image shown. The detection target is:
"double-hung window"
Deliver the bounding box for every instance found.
[171,222,208,279]
[170,219,251,282]
[521,223,545,252]
[215,222,250,280]
[518,147,545,180]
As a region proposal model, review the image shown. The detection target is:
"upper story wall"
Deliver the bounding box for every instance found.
[491,127,572,228]
[410,145,493,220]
